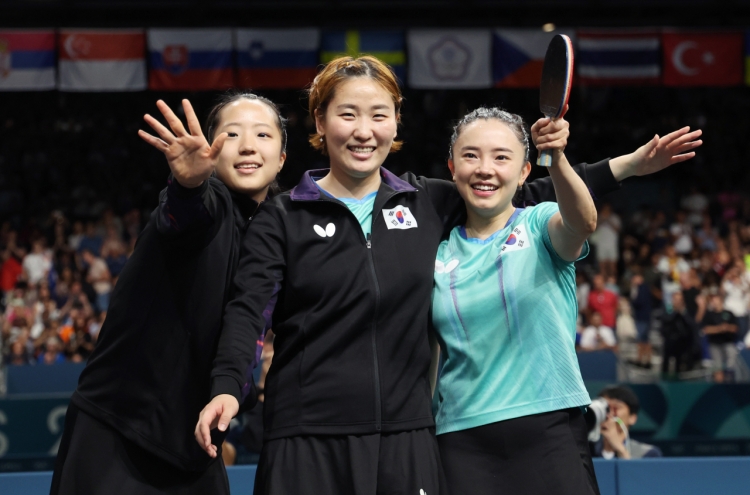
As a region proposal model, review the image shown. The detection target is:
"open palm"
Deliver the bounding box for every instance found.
[138,99,228,188]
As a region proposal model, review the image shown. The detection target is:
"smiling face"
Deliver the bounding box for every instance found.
[315,77,398,180]
[212,98,286,202]
[448,119,531,220]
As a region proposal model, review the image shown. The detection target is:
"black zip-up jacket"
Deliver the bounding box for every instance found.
[71,176,261,472]
[211,162,619,440]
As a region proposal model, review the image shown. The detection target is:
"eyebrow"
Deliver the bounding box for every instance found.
[460,146,515,153]
[335,103,392,111]
[221,122,273,129]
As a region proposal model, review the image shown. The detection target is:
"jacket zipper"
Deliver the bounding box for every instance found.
[366,232,382,431]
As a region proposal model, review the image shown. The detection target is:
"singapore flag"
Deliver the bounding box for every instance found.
[662,31,742,87]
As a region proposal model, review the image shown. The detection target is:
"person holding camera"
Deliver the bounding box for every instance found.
[592,385,662,459]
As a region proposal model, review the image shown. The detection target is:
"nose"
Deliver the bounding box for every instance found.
[352,119,373,141]
[239,134,256,154]
[475,157,494,177]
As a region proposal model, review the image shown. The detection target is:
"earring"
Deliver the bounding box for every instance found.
[320,137,324,142]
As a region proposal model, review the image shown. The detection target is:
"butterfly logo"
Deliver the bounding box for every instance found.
[314,223,336,238]
[435,259,459,274]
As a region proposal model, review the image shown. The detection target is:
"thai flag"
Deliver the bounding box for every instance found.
[576,30,661,85]
[148,29,234,91]
[493,29,576,88]
[0,30,56,90]
[236,29,319,89]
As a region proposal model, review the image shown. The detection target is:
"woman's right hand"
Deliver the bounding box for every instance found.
[138,99,228,189]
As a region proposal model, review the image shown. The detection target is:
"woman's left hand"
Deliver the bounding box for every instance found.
[531,104,570,154]
[610,127,703,181]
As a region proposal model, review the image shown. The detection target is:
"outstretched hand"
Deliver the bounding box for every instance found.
[610,127,703,182]
[194,394,239,458]
[138,99,228,188]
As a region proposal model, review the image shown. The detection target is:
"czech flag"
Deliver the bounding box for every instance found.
[493,29,576,88]
[321,30,405,83]
[236,28,319,89]
[148,29,234,91]
[59,29,146,91]
[0,30,56,91]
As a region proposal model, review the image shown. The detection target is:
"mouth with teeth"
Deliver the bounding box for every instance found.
[234,162,262,175]
[347,145,376,159]
[471,183,499,197]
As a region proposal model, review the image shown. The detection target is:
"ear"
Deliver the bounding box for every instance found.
[278,152,287,172]
[314,108,325,136]
[627,413,637,427]
[518,161,532,187]
[447,159,456,180]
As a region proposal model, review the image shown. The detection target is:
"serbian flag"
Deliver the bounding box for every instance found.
[59,30,146,91]
[493,29,576,88]
[148,29,233,91]
[663,31,743,87]
[236,28,319,89]
[0,30,55,90]
[576,30,661,85]
[321,30,406,83]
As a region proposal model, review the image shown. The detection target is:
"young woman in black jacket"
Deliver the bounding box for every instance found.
[196,56,701,495]
[50,94,287,495]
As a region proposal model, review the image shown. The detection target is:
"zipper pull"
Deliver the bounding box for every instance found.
[366,233,372,249]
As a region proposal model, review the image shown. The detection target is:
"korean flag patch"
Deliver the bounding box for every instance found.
[382,205,418,230]
[500,223,531,254]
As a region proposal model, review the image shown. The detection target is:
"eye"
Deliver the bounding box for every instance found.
[258,132,271,138]
[495,154,510,161]
[373,114,388,120]
[227,132,238,138]
[463,152,478,159]
[340,112,355,119]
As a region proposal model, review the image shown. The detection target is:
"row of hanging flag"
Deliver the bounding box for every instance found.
[0,28,746,91]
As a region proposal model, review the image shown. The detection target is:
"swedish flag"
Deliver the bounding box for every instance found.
[321,30,406,83]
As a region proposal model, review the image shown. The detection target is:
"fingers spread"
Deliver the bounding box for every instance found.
[138,130,169,152]
[157,99,189,138]
[183,99,204,137]
[669,152,697,165]
[143,114,176,144]
[209,132,228,161]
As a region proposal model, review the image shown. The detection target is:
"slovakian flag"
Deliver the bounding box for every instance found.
[148,29,233,91]
[576,30,661,85]
[0,30,55,90]
[321,30,406,83]
[236,29,319,89]
[59,30,146,91]
[493,29,576,88]
[662,31,743,87]
[408,30,492,89]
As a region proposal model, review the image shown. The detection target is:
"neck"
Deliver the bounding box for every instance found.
[249,186,268,204]
[317,163,382,200]
[464,204,515,240]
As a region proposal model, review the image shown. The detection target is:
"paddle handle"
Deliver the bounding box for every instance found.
[537,149,553,167]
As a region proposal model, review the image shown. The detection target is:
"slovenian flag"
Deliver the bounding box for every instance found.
[576,30,661,85]
[493,29,576,88]
[236,28,319,89]
[59,29,146,91]
[0,30,56,91]
[148,29,234,91]
[321,30,405,83]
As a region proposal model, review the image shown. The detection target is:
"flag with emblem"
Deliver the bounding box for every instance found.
[148,29,234,91]
[493,29,576,88]
[321,30,405,83]
[236,28,319,89]
[662,31,743,87]
[0,30,56,91]
[59,29,146,91]
[576,29,661,85]
[407,29,491,89]
[382,205,418,230]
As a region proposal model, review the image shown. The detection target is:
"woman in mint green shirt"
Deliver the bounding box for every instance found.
[431,107,600,494]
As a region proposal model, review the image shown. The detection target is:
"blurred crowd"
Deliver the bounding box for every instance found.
[575,191,750,382]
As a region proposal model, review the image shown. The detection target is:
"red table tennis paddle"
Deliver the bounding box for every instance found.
[537,34,574,167]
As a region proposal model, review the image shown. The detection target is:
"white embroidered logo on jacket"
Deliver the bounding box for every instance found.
[382,205,418,230]
[500,224,531,254]
[435,259,459,274]
[314,223,336,238]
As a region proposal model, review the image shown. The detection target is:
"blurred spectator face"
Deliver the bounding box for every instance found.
[212,99,286,200]
[665,245,677,258]
[72,221,83,235]
[672,292,685,311]
[593,274,605,291]
[604,397,637,427]
[591,312,603,327]
[631,274,644,286]
[709,294,723,311]
[81,250,94,265]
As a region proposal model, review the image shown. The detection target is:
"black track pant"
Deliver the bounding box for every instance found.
[438,408,600,495]
[254,428,446,495]
[50,402,230,495]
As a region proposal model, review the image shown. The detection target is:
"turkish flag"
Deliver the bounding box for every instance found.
[662,31,743,86]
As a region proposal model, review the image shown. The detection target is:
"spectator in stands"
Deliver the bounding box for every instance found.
[660,291,702,379]
[615,296,637,346]
[721,260,749,342]
[38,336,65,365]
[77,221,102,256]
[630,273,653,368]
[81,249,112,312]
[589,273,618,329]
[657,244,690,311]
[580,312,617,351]
[22,238,51,286]
[67,316,94,363]
[5,339,33,365]
[701,294,738,383]
[576,272,590,315]
[670,210,693,255]
[593,385,662,459]
[680,186,709,227]
[1,231,25,300]
[101,226,128,278]
[696,214,719,252]
[68,221,84,252]
[590,202,621,279]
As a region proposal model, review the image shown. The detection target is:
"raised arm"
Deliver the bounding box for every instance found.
[532,110,597,262]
